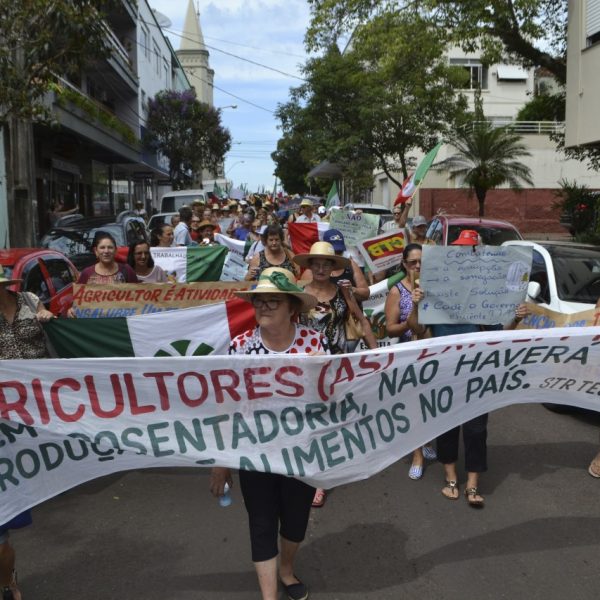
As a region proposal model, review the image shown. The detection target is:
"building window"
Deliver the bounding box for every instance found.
[587,0,600,46]
[141,25,150,60]
[449,58,488,90]
[154,42,161,75]
[163,59,170,87]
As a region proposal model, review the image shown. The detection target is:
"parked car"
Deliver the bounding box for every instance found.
[503,240,600,414]
[349,203,394,229]
[502,240,600,313]
[0,248,78,316]
[147,212,178,233]
[160,190,208,213]
[40,211,148,270]
[426,215,523,245]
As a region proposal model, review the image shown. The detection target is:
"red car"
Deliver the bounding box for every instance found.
[425,215,523,245]
[0,248,79,316]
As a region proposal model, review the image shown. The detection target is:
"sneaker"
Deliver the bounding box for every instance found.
[282,579,309,600]
[408,464,423,480]
[422,445,437,460]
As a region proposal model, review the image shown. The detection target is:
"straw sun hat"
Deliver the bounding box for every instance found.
[0,265,22,286]
[235,267,317,312]
[293,241,350,270]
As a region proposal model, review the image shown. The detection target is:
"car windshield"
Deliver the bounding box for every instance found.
[448,225,521,245]
[43,225,125,255]
[547,245,600,304]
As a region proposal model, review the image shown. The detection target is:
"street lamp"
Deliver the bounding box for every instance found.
[219,104,238,110]
[226,160,245,176]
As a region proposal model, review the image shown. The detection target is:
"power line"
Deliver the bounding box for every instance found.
[185,69,276,114]
[141,16,306,82]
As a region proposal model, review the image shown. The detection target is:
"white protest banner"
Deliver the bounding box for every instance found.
[419,245,533,325]
[329,210,380,248]
[357,230,406,274]
[215,233,249,281]
[3,326,600,523]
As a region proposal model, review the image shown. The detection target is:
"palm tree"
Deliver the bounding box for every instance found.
[441,121,534,217]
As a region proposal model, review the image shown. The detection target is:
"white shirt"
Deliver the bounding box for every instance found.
[173,221,193,246]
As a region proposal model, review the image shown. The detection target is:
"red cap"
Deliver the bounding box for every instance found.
[451,230,479,246]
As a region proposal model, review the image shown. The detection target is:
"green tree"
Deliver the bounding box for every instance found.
[0,0,116,124]
[274,9,468,196]
[306,0,567,83]
[440,94,533,217]
[145,90,232,190]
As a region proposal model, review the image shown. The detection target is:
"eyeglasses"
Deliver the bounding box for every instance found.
[405,259,422,266]
[310,260,334,271]
[393,211,402,215]
[251,297,283,310]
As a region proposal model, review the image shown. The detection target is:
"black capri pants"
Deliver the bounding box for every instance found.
[239,470,316,562]
[436,413,489,473]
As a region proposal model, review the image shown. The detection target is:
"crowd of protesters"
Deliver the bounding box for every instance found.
[3,190,599,600]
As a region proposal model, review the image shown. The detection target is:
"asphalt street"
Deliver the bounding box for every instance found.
[13,402,600,600]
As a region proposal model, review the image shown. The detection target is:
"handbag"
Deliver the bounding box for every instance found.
[344,313,365,340]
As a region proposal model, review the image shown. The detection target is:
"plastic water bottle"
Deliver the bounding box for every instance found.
[219,483,232,507]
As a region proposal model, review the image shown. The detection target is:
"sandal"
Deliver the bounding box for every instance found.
[441,480,459,500]
[311,488,326,508]
[465,487,485,508]
[588,459,600,478]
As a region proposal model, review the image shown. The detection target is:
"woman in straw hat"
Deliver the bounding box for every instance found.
[0,265,55,600]
[294,241,377,508]
[210,267,328,600]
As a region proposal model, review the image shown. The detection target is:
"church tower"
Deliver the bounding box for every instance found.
[177,0,214,106]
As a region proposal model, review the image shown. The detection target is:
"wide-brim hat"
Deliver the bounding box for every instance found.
[235,267,317,312]
[293,241,350,270]
[198,219,216,229]
[451,229,480,246]
[299,198,314,207]
[0,265,22,285]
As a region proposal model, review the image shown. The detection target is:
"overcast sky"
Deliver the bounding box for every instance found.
[148,0,312,193]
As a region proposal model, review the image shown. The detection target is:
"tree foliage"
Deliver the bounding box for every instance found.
[0,0,117,124]
[145,90,232,190]
[274,9,468,196]
[306,0,567,83]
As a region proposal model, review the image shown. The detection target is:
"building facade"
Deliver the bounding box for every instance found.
[0,0,194,247]
[371,44,600,235]
[565,0,600,150]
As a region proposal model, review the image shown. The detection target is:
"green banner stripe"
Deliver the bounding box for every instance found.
[44,318,134,358]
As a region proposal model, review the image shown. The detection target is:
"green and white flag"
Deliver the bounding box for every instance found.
[45,298,256,358]
[326,181,340,208]
[150,246,227,282]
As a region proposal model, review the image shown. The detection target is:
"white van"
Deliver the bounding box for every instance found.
[160,190,208,213]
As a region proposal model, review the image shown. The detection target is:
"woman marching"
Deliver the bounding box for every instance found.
[384,243,437,480]
[0,265,55,600]
[210,267,328,600]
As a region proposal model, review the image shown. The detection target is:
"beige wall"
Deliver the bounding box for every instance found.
[566,0,600,148]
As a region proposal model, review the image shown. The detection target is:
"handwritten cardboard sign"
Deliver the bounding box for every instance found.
[329,210,380,248]
[419,245,533,325]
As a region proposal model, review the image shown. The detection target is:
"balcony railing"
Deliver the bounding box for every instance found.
[464,120,565,134]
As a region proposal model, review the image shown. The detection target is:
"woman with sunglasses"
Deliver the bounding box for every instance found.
[127,240,168,283]
[384,243,437,480]
[210,267,327,600]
